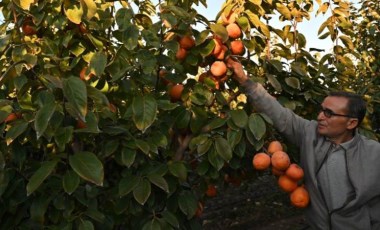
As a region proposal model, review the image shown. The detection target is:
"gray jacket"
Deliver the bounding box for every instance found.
[242,80,380,230]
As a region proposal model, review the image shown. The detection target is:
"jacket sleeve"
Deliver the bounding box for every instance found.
[241,79,312,147]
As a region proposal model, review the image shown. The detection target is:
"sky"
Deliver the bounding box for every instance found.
[195,1,334,53]
[195,0,361,55]
[1,0,360,53]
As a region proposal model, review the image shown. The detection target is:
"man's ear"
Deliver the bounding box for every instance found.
[347,118,359,130]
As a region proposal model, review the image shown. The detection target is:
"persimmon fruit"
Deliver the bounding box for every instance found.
[252,152,271,171]
[109,103,117,113]
[285,163,304,181]
[176,47,187,60]
[230,40,245,55]
[206,184,217,197]
[278,175,298,193]
[212,38,223,55]
[210,61,227,78]
[271,151,290,171]
[290,186,310,208]
[76,119,87,129]
[169,84,184,102]
[214,45,228,60]
[267,140,283,155]
[179,35,195,49]
[272,167,285,176]
[195,202,204,217]
[3,113,19,123]
[226,23,241,39]
[80,67,94,81]
[22,18,37,36]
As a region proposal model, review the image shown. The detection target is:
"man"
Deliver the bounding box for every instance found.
[226,57,380,229]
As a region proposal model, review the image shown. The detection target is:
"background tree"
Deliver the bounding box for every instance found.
[0,0,378,229]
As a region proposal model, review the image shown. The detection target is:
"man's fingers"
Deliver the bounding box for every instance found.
[225,56,239,68]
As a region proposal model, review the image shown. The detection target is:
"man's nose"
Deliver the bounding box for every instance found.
[317,110,325,120]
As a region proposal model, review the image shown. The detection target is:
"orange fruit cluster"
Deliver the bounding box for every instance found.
[252,140,310,208]
[198,10,245,90]
[176,35,195,61]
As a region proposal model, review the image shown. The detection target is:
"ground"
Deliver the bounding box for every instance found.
[201,175,308,230]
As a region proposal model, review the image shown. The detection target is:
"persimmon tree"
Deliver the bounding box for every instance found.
[0,0,378,229]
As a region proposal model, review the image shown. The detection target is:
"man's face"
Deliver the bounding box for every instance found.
[317,96,356,142]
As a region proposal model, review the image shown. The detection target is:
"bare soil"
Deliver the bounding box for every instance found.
[201,175,308,230]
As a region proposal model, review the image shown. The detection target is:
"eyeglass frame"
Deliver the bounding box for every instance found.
[319,107,357,119]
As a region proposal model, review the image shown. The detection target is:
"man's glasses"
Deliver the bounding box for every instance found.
[319,107,356,118]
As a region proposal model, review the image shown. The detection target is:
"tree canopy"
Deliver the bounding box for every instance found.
[0,0,379,228]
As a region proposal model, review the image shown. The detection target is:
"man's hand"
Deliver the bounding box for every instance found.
[226,57,249,85]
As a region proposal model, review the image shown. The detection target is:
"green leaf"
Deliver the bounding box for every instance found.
[63,77,87,121]
[133,178,151,205]
[197,139,212,156]
[248,113,266,140]
[123,25,139,50]
[135,139,150,154]
[207,117,227,130]
[227,129,243,149]
[168,161,187,181]
[174,107,191,129]
[147,174,169,193]
[35,102,56,139]
[178,191,198,219]
[87,34,104,50]
[30,195,51,224]
[63,170,80,195]
[268,59,283,72]
[27,160,59,196]
[237,16,250,32]
[84,209,106,223]
[0,151,4,170]
[339,35,354,50]
[142,219,161,230]
[210,24,228,42]
[115,8,133,30]
[119,175,140,197]
[120,147,136,168]
[137,49,157,75]
[230,109,248,128]
[69,152,104,186]
[189,134,208,150]
[234,141,246,158]
[208,148,224,170]
[285,77,301,89]
[291,62,308,77]
[132,95,157,133]
[5,121,28,145]
[24,53,37,68]
[214,136,232,162]
[161,210,179,228]
[266,74,282,92]
[88,52,107,77]
[55,127,74,151]
[79,220,94,230]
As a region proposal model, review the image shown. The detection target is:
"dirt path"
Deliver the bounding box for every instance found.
[201,175,308,230]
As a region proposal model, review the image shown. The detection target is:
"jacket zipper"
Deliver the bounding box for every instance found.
[326,147,357,230]
[316,143,334,230]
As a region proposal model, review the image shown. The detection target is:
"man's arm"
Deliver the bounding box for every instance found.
[226,57,312,146]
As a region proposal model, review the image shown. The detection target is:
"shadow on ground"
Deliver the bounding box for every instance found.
[201,175,308,230]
